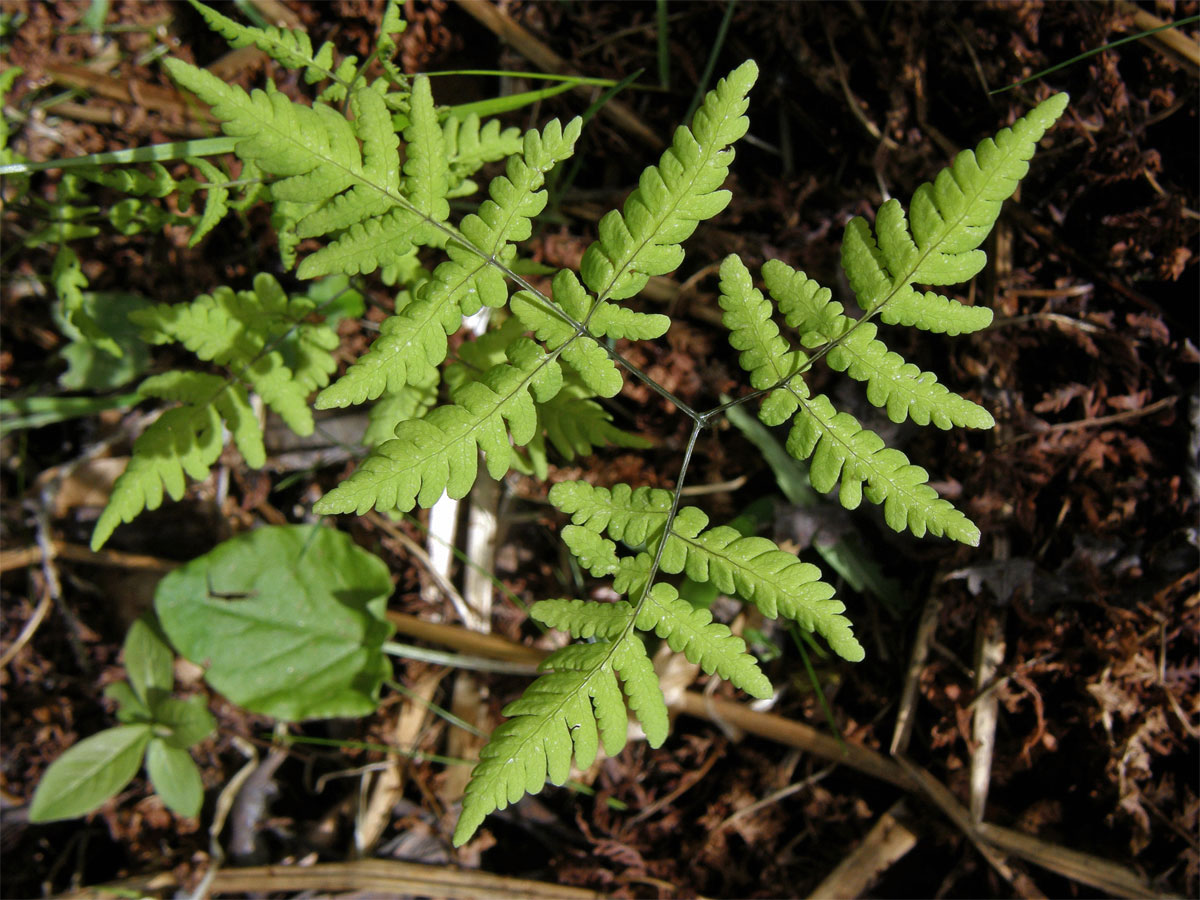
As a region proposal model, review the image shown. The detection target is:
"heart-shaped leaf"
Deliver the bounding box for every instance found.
[155,525,394,721]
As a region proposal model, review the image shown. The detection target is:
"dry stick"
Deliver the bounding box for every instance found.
[1016,395,1178,440]
[43,61,217,125]
[356,669,444,855]
[451,0,665,151]
[1112,0,1200,67]
[59,859,603,900]
[808,801,920,900]
[894,754,1046,899]
[0,540,178,574]
[385,610,545,666]
[889,591,941,756]
[969,216,1013,829]
[979,822,1176,900]
[970,541,1008,824]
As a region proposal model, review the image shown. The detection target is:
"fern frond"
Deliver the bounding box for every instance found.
[511,270,628,398]
[533,597,634,639]
[635,583,772,697]
[580,60,757,302]
[297,207,423,279]
[129,273,336,435]
[788,389,979,544]
[402,75,450,231]
[443,114,523,195]
[453,631,662,846]
[315,118,581,408]
[760,259,991,429]
[315,339,561,513]
[52,246,120,358]
[184,157,230,247]
[716,255,803,425]
[363,376,438,446]
[878,288,993,335]
[550,480,673,546]
[292,86,400,238]
[538,383,652,461]
[841,93,1068,317]
[187,0,344,86]
[550,480,861,660]
[77,162,177,198]
[91,372,260,550]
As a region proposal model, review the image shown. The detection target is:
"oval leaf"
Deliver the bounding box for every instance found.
[145,738,204,818]
[154,525,395,721]
[123,615,175,705]
[29,724,152,822]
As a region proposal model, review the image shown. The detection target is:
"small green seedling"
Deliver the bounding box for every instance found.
[29,616,215,821]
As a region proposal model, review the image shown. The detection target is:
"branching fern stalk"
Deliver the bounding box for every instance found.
[81,1,1067,848]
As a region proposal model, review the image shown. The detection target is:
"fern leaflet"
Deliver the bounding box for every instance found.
[315,118,582,408]
[92,276,337,549]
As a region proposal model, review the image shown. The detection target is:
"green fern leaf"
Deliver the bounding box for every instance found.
[658,519,863,663]
[187,0,342,85]
[315,118,581,408]
[636,583,772,698]
[761,258,991,429]
[363,375,439,446]
[841,93,1068,317]
[297,207,423,279]
[91,372,260,550]
[511,270,627,398]
[443,113,523,195]
[788,389,979,544]
[403,75,450,228]
[878,288,993,335]
[315,339,561,513]
[539,384,652,460]
[580,60,757,302]
[716,255,802,425]
[550,480,672,546]
[453,631,663,847]
[559,525,622,577]
[185,157,230,247]
[293,86,400,238]
[551,480,861,660]
[532,598,633,640]
[52,246,120,359]
[129,273,336,435]
[77,162,177,198]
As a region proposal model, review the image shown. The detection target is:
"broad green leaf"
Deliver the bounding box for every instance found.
[145,738,204,817]
[123,615,174,706]
[29,725,152,822]
[154,525,394,721]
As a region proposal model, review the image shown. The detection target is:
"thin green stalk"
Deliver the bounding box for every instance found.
[991,15,1200,94]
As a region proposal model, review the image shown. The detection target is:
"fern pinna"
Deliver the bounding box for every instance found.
[86,0,1067,847]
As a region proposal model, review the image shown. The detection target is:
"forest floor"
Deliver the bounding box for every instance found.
[1,1,1197,898]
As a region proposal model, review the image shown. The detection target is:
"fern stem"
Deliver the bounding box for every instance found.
[635,417,704,617]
